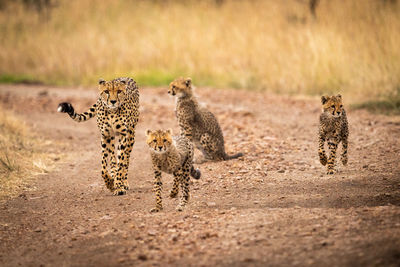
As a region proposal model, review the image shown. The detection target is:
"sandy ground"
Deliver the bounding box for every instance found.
[0,84,400,267]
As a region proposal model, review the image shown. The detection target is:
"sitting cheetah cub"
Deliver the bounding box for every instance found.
[168,77,243,163]
[146,129,201,212]
[319,94,349,174]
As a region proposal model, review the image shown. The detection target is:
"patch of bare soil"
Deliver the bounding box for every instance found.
[0,84,399,266]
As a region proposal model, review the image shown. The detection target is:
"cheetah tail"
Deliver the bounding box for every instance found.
[223,152,244,161]
[190,166,201,180]
[57,102,97,123]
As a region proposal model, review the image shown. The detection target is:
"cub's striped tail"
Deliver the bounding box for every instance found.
[57,102,97,122]
[190,166,201,180]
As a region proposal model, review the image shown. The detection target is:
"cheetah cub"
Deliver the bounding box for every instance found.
[168,77,243,163]
[58,77,139,195]
[146,129,201,212]
[318,94,349,174]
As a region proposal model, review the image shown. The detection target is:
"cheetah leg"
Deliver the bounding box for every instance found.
[121,131,135,190]
[150,169,163,213]
[327,141,338,175]
[109,136,117,180]
[100,135,114,192]
[318,135,327,166]
[198,133,218,162]
[113,134,130,196]
[176,161,191,211]
[170,173,180,198]
[341,138,348,166]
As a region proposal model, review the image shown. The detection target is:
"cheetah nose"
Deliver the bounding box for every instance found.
[337,111,341,115]
[158,146,163,151]
[110,100,117,105]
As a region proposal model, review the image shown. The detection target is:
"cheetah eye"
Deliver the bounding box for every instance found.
[153,139,157,143]
[172,86,176,89]
[340,105,343,108]
[163,139,168,142]
[331,105,335,108]
[104,90,109,94]
[117,90,122,94]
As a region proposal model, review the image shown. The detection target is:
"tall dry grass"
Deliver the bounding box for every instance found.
[0,0,399,102]
[0,107,50,199]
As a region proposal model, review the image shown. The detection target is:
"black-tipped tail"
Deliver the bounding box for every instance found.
[190,166,201,179]
[223,152,243,161]
[57,102,74,115]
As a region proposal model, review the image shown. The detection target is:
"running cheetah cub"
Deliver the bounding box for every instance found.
[168,77,243,163]
[318,94,349,174]
[146,129,201,212]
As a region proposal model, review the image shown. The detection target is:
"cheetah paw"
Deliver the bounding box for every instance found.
[327,169,335,175]
[319,155,328,166]
[169,192,178,198]
[113,188,127,196]
[176,205,185,212]
[150,207,162,213]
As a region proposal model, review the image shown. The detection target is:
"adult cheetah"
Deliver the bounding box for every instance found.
[57,77,139,195]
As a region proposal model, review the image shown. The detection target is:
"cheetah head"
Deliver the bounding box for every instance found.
[98,78,127,110]
[168,77,192,98]
[145,129,173,153]
[321,94,344,118]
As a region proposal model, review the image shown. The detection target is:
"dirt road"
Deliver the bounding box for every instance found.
[0,84,400,266]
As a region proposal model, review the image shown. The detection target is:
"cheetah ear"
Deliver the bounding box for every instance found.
[99,78,106,85]
[145,129,152,136]
[321,95,329,104]
[336,94,342,99]
[166,128,173,135]
[185,78,192,87]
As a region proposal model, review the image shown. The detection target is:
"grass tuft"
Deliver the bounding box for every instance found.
[352,86,400,115]
[0,107,52,200]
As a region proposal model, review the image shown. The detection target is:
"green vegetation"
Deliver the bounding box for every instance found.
[0,74,43,85]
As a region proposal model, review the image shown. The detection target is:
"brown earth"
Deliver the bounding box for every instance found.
[0,84,400,267]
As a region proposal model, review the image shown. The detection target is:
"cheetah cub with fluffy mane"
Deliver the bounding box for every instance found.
[319,94,349,174]
[146,129,201,212]
[168,77,243,163]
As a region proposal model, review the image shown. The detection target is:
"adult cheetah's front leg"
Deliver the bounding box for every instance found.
[113,133,132,195]
[121,130,136,190]
[100,135,115,191]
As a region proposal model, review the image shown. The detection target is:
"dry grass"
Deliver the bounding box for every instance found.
[0,0,399,104]
[0,107,50,200]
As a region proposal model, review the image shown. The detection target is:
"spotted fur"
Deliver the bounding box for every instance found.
[318,94,349,174]
[146,129,201,212]
[168,77,243,163]
[58,77,139,195]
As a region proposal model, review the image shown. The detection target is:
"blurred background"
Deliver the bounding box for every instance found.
[0,0,399,107]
